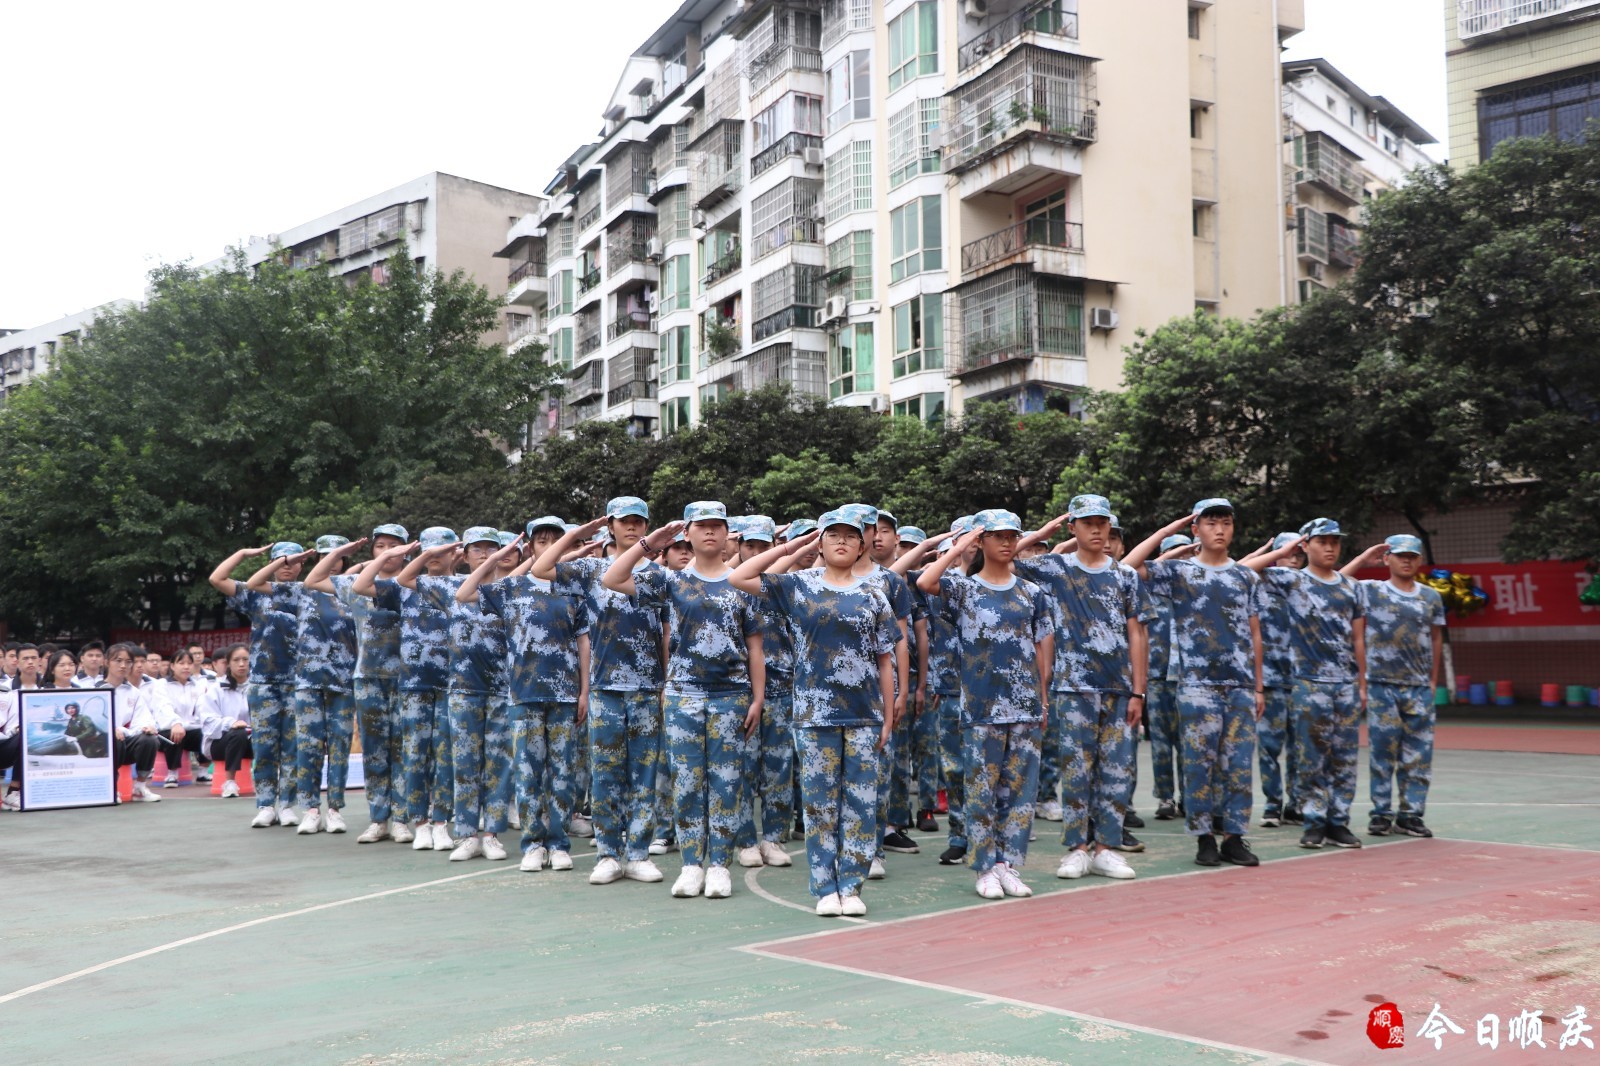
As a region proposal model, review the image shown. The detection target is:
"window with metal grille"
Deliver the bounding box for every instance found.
[889,99,942,188]
[658,189,690,245]
[892,293,944,377]
[888,2,938,92]
[944,47,1099,170]
[555,218,575,258]
[824,144,852,217]
[752,263,824,339]
[890,195,943,282]
[1478,65,1600,160]
[1296,206,1329,262]
[751,178,822,260]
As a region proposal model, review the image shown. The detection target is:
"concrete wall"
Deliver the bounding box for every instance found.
[436,174,546,344]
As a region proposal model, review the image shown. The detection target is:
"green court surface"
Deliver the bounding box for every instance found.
[4,743,1596,1066]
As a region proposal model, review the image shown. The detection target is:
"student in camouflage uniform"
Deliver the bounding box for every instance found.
[1127,500,1263,869]
[605,501,762,901]
[1342,534,1446,838]
[1145,533,1190,823]
[917,510,1054,901]
[893,526,942,835]
[1247,532,1304,828]
[209,543,305,827]
[732,515,797,870]
[731,512,897,917]
[1015,495,1153,883]
[1247,518,1367,851]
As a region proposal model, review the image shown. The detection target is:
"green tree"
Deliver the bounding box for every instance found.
[502,418,668,523]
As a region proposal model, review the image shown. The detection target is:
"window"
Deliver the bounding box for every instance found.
[828,322,874,398]
[700,381,737,406]
[550,269,573,316]
[888,2,938,92]
[752,92,824,174]
[555,218,575,258]
[826,50,871,133]
[1189,107,1203,139]
[550,327,573,370]
[1349,105,1358,128]
[827,230,874,301]
[1475,69,1600,159]
[753,263,824,340]
[661,255,691,312]
[892,293,944,377]
[661,395,692,435]
[851,140,873,212]
[1192,204,1212,239]
[890,195,943,282]
[824,141,873,217]
[893,392,945,426]
[660,325,692,382]
[658,189,691,244]
[889,98,942,187]
[1187,6,1201,38]
[750,178,823,259]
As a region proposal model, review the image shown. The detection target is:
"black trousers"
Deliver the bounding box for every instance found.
[158,727,211,773]
[117,732,160,775]
[0,733,20,794]
[212,728,254,773]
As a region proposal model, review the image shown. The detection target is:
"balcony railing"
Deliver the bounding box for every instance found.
[1329,223,1359,268]
[568,361,605,403]
[751,218,821,260]
[1457,0,1600,36]
[1295,133,1364,203]
[577,204,602,232]
[945,48,1099,172]
[607,312,658,341]
[703,245,743,287]
[577,327,602,357]
[751,132,824,178]
[960,218,1083,275]
[577,266,602,295]
[753,305,821,342]
[749,44,824,92]
[958,0,1079,72]
[508,259,546,287]
[607,378,659,406]
[507,316,542,347]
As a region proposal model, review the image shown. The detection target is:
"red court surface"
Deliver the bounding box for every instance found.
[1429,723,1600,756]
[751,841,1600,1064]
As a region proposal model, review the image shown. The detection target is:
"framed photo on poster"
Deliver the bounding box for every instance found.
[18,688,117,810]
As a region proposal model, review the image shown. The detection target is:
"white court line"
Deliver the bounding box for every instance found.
[744,846,869,925]
[1426,801,1600,807]
[0,846,597,1007]
[732,944,1335,1066]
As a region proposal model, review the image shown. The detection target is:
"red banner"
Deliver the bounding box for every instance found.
[1357,561,1598,628]
[108,628,250,655]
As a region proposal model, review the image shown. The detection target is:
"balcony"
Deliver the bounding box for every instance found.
[607,311,658,341]
[505,260,548,306]
[577,266,602,296]
[945,47,1098,176]
[1295,206,1329,264]
[1329,221,1360,268]
[703,244,743,287]
[753,304,822,342]
[957,0,1079,74]
[1294,132,1364,205]
[576,318,602,358]
[1457,0,1600,37]
[745,342,827,398]
[960,217,1083,278]
[751,132,824,179]
[748,45,824,94]
[607,347,658,407]
[507,315,543,349]
[947,266,1085,378]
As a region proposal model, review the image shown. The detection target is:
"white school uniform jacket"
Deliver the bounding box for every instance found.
[146,677,206,730]
[199,682,250,758]
[114,682,155,735]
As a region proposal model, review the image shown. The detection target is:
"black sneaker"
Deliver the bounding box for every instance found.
[1325,825,1363,849]
[1220,836,1259,867]
[793,813,805,836]
[1282,807,1304,825]
[1259,809,1282,828]
[1396,816,1434,838]
[916,809,938,833]
[883,829,920,854]
[1195,834,1221,867]
[1368,816,1393,837]
[1115,829,1146,853]
[947,813,963,837]
[1211,815,1224,834]
[1299,826,1326,849]
[1124,810,1145,829]
[1155,799,1178,821]
[938,844,966,865]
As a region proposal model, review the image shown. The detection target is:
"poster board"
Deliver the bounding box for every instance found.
[18,688,117,810]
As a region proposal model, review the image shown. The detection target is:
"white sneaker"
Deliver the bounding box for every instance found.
[520,846,547,872]
[590,856,625,884]
[194,769,213,783]
[138,783,162,803]
[1089,848,1137,880]
[815,893,843,917]
[432,826,456,852]
[0,791,19,811]
[738,845,765,868]
[648,838,673,855]
[221,779,241,799]
[569,814,594,837]
[449,836,484,861]
[589,836,599,848]
[996,863,1034,897]
[1056,849,1092,879]
[390,822,415,845]
[323,808,347,834]
[297,808,322,835]
[549,849,573,871]
[671,865,706,898]
[412,824,435,851]
[704,865,733,898]
[277,805,299,827]
[1037,800,1063,821]
[840,893,867,917]
[482,835,507,861]
[758,841,792,867]
[357,821,389,844]
[251,807,277,828]
[625,859,664,882]
[163,773,179,789]
[976,869,1005,899]
[868,857,886,880]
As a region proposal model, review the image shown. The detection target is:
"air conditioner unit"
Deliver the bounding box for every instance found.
[811,202,827,220]
[963,0,988,18]
[646,237,662,260]
[646,291,660,313]
[926,128,946,151]
[693,210,708,230]
[1306,261,1325,281]
[802,146,825,167]
[822,295,848,323]
[1089,307,1119,331]
[867,393,889,414]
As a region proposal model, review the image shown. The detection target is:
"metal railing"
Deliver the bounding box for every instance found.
[751,132,824,178]
[577,327,602,357]
[507,259,546,287]
[753,305,821,342]
[703,245,742,286]
[944,50,1099,172]
[748,45,824,92]
[577,266,602,295]
[960,218,1083,275]
[577,204,602,232]
[958,0,1079,72]
[607,378,659,406]
[607,313,658,341]
[1329,223,1360,268]
[1457,0,1600,36]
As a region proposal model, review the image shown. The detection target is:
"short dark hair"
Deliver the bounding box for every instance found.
[16,643,38,655]
[4,642,19,653]
[80,640,106,654]
[107,642,141,663]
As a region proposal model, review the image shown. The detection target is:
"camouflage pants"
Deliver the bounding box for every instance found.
[1036,701,1066,805]
[1056,692,1134,850]
[589,690,662,862]
[397,689,448,824]
[795,725,880,899]
[1255,685,1294,814]
[665,692,751,869]
[246,682,296,810]
[515,701,578,855]
[937,694,966,848]
[873,723,898,854]
[653,693,675,842]
[293,687,354,811]
[737,691,794,847]
[963,721,1042,874]
[1367,682,1434,819]
[449,691,514,839]
[1294,678,1360,830]
[1177,685,1256,837]
[889,694,943,821]
[1148,679,1183,804]
[355,677,402,825]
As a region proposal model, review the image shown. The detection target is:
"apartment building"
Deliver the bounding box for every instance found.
[1446,0,1600,167]
[0,301,134,403]
[1281,58,1435,305]
[500,0,1305,440]
[218,172,544,343]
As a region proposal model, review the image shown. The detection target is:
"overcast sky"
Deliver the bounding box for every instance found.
[0,0,1446,329]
